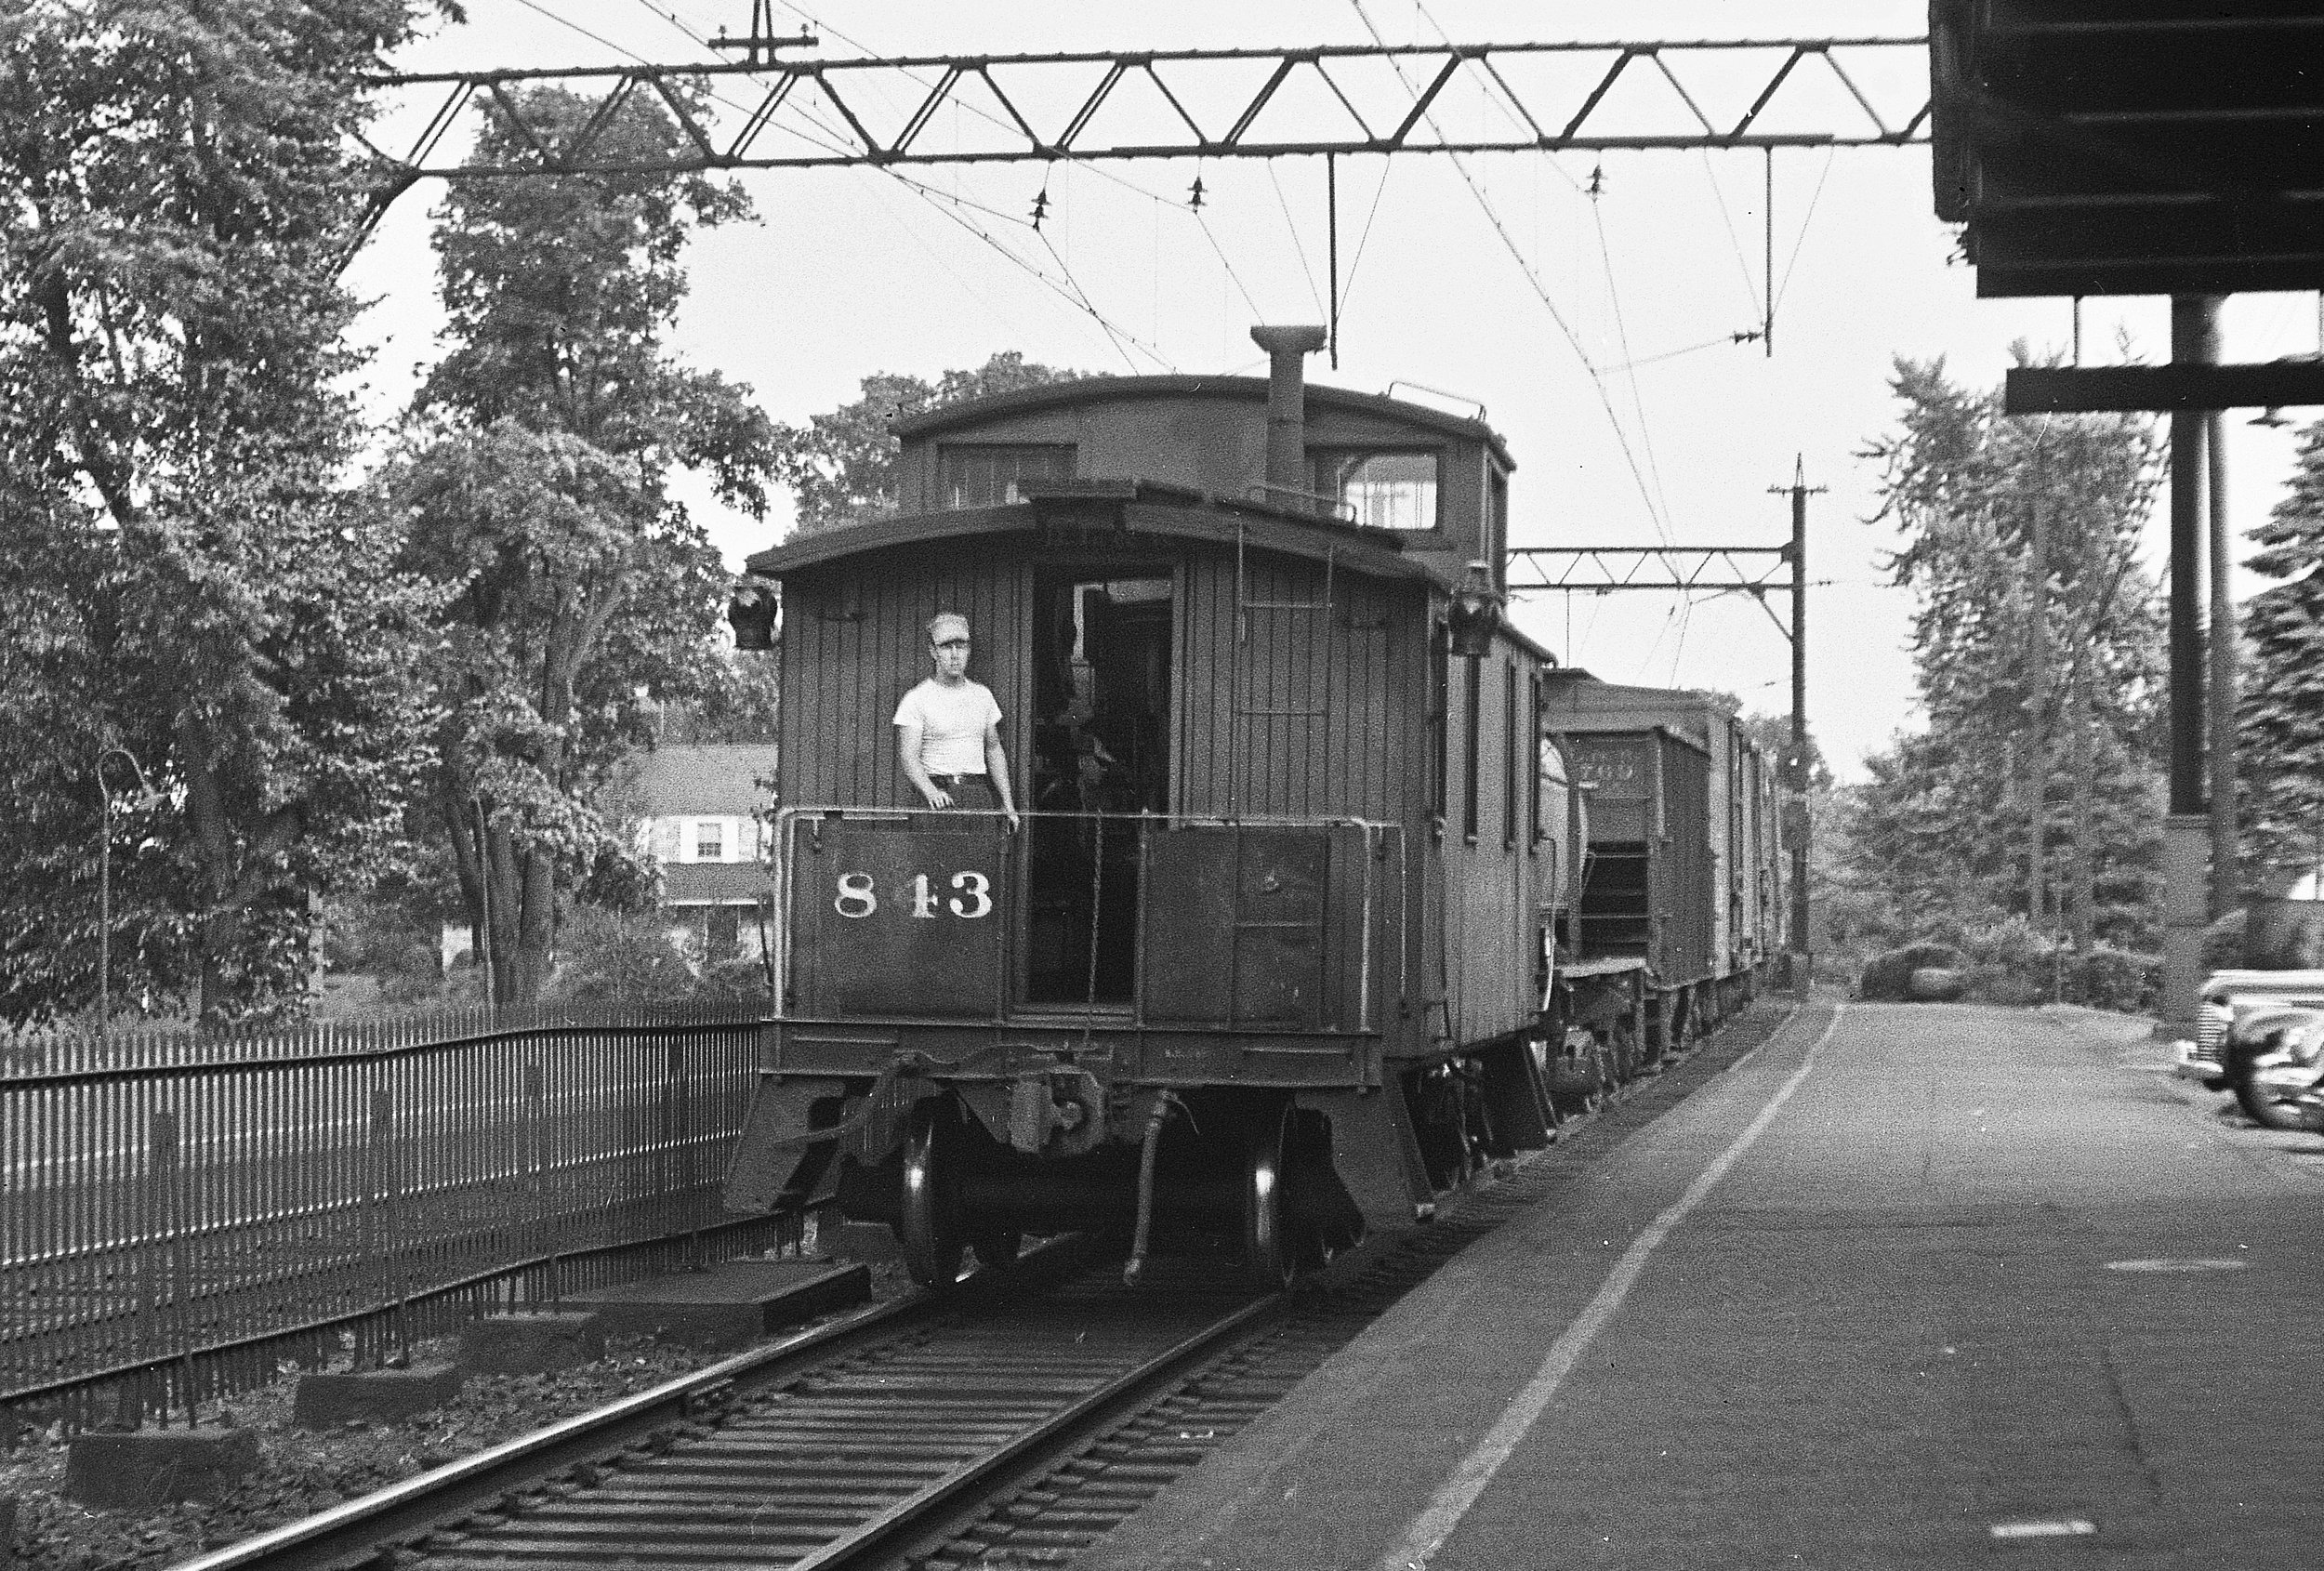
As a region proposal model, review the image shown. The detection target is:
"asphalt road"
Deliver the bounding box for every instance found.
[1087,1000,2324,1570]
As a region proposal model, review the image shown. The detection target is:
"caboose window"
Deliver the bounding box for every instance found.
[1311,448,1439,532]
[937,443,1076,508]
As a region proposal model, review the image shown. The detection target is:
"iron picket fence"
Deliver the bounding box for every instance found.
[0,1004,778,1438]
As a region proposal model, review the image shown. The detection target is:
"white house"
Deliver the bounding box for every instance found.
[438,744,779,974]
[627,745,780,965]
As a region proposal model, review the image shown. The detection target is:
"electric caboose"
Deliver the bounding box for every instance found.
[722,327,1708,1286]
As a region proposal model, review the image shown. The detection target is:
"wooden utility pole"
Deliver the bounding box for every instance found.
[2070,677,2095,957]
[2026,494,2050,927]
[1773,460,1825,972]
[2207,409,2238,918]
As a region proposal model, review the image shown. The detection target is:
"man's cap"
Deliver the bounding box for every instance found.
[927,613,971,644]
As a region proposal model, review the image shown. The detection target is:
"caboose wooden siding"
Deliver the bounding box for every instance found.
[1442,645,1549,1049]
[773,531,1034,812]
[768,521,1431,826]
[750,495,1552,1066]
[1170,549,1424,823]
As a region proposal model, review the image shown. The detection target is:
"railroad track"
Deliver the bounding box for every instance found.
[174,1001,1797,1571]
[171,1238,1275,1571]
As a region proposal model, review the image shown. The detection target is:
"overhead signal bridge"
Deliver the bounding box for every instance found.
[366,36,1930,183]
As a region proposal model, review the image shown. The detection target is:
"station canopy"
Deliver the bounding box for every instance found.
[1931,1,2324,298]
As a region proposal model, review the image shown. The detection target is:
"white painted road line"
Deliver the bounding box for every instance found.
[1989,1518,2097,1539]
[1375,1003,1847,1571]
[2103,1257,2250,1274]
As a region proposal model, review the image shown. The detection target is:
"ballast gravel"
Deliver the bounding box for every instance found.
[0,1258,911,1571]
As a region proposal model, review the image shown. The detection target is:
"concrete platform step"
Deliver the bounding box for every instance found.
[561,1258,870,1350]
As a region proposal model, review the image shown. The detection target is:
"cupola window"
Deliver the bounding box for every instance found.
[1311,448,1440,531]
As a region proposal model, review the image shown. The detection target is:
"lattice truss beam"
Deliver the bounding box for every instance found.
[1505,546,1798,640]
[366,36,1930,185]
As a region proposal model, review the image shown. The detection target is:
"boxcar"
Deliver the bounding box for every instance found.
[722,328,1571,1285]
[1539,671,1787,1057]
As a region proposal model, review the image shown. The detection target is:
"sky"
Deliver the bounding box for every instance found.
[345,1,2324,781]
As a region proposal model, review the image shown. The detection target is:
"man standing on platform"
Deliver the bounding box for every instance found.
[895,612,1020,831]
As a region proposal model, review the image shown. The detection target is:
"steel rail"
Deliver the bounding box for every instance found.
[166,1234,1107,1571]
[789,1292,1283,1570]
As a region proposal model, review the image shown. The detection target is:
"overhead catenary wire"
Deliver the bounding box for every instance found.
[770,0,1277,350]
[598,0,1177,370]
[1335,156,1395,318]
[1040,227,1152,375]
[1591,191,1681,545]
[1348,0,1677,548]
[1771,146,1838,315]
[1266,161,1329,322]
[1697,149,1764,320]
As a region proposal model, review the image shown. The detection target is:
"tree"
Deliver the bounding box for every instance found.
[662,652,783,745]
[1735,708,1831,790]
[775,352,1088,535]
[0,0,440,1023]
[387,86,776,1006]
[1852,352,2167,952]
[2240,416,2324,888]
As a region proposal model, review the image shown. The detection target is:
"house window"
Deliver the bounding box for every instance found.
[695,819,725,862]
[937,443,1076,508]
[1311,448,1439,532]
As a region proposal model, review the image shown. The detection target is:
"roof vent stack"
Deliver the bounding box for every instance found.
[1250,324,1329,500]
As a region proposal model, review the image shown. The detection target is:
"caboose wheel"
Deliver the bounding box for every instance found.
[1243,1105,1302,1291]
[899,1099,968,1287]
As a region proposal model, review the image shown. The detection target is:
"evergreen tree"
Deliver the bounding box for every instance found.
[386,86,776,1005]
[1853,354,2167,950]
[2240,417,2324,887]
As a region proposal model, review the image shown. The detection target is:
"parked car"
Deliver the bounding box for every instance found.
[2175,970,2324,1091]
[2226,1003,2324,1130]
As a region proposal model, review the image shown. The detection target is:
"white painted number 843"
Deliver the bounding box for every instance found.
[834,871,992,920]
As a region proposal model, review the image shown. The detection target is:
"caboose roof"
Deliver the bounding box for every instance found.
[744,481,1433,584]
[892,375,1516,471]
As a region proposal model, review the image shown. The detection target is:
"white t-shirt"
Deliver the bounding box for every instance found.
[892,679,1002,775]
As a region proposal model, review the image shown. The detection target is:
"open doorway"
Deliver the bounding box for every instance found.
[1023,572,1174,1005]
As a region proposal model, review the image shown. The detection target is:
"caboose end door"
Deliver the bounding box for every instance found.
[1021,570,1175,1009]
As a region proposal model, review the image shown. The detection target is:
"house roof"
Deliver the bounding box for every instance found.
[627,746,779,818]
[663,862,774,905]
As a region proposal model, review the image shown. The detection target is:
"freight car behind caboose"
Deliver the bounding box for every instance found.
[722,328,1572,1285]
[1539,671,1788,1076]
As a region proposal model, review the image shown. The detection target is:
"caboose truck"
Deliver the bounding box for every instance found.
[724,327,1579,1287]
